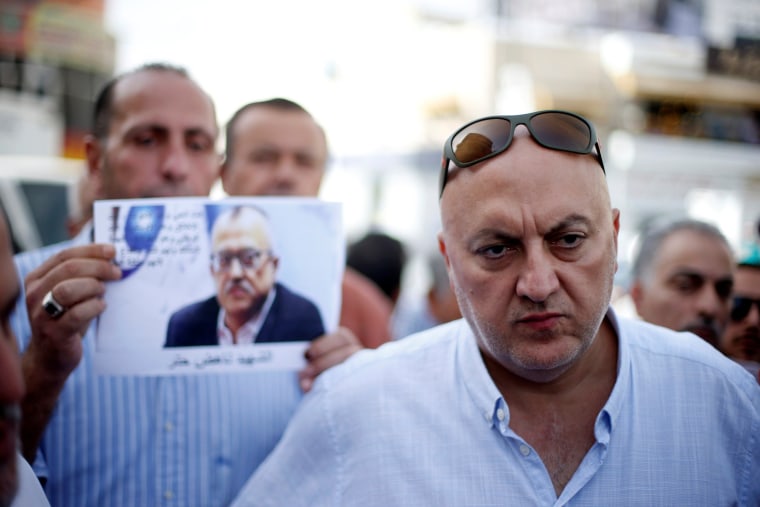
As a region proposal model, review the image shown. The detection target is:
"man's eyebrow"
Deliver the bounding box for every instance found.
[124,124,167,136]
[669,270,731,282]
[546,214,593,235]
[185,127,215,138]
[124,124,214,138]
[670,269,704,277]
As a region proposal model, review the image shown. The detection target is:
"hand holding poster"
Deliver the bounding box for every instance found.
[93,196,343,375]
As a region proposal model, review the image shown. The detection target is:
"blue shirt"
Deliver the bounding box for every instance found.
[233,311,760,506]
[12,233,304,507]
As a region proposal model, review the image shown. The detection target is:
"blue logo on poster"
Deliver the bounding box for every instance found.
[119,205,164,278]
[125,206,164,250]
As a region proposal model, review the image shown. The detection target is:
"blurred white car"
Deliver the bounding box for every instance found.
[0,156,85,252]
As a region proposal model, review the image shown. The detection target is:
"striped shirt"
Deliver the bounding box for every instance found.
[233,311,760,506]
[12,231,304,506]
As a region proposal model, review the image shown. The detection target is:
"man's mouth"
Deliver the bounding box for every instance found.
[517,313,563,332]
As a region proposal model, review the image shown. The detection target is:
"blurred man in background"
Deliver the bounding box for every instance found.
[11,64,357,506]
[221,98,393,353]
[346,231,407,307]
[392,252,461,339]
[630,217,734,348]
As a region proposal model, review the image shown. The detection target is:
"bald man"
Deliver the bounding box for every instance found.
[232,110,759,507]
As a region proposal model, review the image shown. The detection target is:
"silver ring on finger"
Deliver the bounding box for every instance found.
[42,290,66,319]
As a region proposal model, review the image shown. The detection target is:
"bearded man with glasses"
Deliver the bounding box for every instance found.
[165,205,324,347]
[232,110,759,507]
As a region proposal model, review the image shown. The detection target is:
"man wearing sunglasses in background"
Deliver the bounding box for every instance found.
[165,205,324,347]
[720,259,760,382]
[629,218,735,349]
[232,110,759,506]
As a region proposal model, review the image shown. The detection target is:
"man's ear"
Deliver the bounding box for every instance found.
[437,233,450,270]
[629,281,644,314]
[437,232,454,285]
[84,134,105,199]
[220,160,231,194]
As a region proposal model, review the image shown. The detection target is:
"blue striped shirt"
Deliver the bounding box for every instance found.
[233,311,760,506]
[12,233,304,506]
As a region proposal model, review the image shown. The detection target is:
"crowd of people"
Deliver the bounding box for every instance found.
[1,62,758,506]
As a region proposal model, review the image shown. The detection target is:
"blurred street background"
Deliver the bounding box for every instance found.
[1,0,759,297]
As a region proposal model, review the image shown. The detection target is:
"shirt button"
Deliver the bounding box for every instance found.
[164,490,174,500]
[519,444,531,456]
[164,422,173,431]
[496,408,506,421]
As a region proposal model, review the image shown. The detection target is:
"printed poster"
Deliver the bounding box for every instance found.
[92,196,344,375]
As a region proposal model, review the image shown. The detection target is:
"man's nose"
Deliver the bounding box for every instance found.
[273,159,300,183]
[159,138,192,180]
[515,248,560,303]
[696,285,728,319]
[745,301,760,326]
[228,257,245,277]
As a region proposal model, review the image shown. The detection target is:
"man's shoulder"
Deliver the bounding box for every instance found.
[273,282,318,309]
[316,319,465,390]
[619,316,760,396]
[621,316,729,363]
[170,295,218,321]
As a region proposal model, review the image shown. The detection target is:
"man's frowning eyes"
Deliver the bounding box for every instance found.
[669,273,733,300]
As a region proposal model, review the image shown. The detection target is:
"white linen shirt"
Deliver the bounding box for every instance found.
[233,310,760,507]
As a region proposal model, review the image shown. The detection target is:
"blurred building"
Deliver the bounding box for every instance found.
[327,0,760,289]
[0,0,114,249]
[2,0,759,269]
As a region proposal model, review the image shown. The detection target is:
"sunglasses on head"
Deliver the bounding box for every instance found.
[730,297,760,322]
[439,110,605,196]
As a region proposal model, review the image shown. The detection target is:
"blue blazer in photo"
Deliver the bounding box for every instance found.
[164,282,325,347]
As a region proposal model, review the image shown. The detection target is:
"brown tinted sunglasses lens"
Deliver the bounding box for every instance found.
[452,119,510,164]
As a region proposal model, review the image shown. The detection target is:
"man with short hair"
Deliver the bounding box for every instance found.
[11,64,358,506]
[221,98,393,351]
[720,260,760,380]
[232,110,759,506]
[165,205,324,346]
[629,218,735,348]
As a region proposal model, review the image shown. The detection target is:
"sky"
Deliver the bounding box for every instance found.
[102,0,476,265]
[102,0,491,245]
[103,0,478,157]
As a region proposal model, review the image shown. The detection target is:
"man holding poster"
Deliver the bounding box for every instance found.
[10,63,360,506]
[165,205,325,346]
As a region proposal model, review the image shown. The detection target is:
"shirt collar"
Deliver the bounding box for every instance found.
[458,307,626,438]
[456,320,505,429]
[216,286,277,345]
